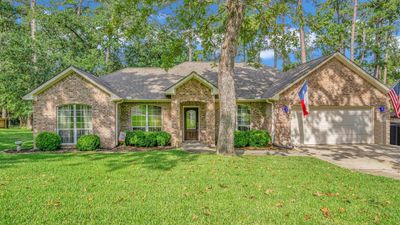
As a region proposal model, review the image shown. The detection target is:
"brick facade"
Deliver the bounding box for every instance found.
[32,58,389,149]
[33,73,116,148]
[274,58,389,145]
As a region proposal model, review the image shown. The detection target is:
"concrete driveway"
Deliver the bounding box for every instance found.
[298,144,400,180]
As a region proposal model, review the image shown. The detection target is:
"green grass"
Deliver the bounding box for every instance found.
[0,150,399,224]
[0,128,33,150]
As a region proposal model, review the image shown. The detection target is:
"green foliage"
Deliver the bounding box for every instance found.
[155,131,171,147]
[234,130,271,148]
[248,130,271,147]
[234,131,249,148]
[36,132,61,151]
[126,131,171,147]
[76,135,100,151]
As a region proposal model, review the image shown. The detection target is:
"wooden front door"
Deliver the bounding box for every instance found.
[184,108,199,141]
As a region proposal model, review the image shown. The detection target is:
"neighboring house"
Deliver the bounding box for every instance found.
[23,53,390,149]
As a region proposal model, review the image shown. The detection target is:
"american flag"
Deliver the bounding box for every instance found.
[388,82,400,118]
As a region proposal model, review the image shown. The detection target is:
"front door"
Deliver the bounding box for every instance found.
[184,108,199,141]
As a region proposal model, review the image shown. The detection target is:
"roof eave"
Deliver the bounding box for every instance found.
[22,66,121,101]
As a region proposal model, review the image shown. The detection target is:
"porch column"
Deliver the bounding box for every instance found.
[171,99,181,147]
[206,98,216,146]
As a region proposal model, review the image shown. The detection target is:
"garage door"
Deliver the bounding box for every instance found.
[290,107,374,145]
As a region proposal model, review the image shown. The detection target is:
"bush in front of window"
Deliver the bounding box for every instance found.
[125,131,171,147]
[36,132,61,151]
[234,131,249,148]
[248,130,271,147]
[76,135,100,151]
[156,131,171,146]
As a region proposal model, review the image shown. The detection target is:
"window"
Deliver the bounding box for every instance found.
[237,105,251,131]
[57,104,92,144]
[132,105,162,131]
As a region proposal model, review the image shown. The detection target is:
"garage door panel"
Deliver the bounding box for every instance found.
[291,108,373,145]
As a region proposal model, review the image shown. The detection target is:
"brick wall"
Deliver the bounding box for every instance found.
[33,73,116,148]
[274,58,389,145]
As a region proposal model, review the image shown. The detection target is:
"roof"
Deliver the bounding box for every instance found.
[22,66,121,100]
[100,62,280,99]
[23,52,389,101]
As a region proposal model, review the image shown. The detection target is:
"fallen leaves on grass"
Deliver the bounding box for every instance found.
[320,207,331,218]
[313,192,339,197]
[275,202,284,208]
[47,200,61,208]
[338,207,346,213]
[264,189,274,195]
[304,215,312,221]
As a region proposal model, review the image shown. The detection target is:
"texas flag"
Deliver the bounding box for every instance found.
[298,81,309,116]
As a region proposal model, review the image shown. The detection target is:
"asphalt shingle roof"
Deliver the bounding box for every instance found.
[100,62,281,99]
[98,53,342,100]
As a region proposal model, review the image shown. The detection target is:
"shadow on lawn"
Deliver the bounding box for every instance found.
[0,150,199,172]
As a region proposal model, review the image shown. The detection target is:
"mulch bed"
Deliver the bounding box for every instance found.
[3,145,176,154]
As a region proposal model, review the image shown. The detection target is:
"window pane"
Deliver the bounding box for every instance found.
[57,104,92,144]
[237,105,250,131]
[132,105,162,131]
[132,105,147,129]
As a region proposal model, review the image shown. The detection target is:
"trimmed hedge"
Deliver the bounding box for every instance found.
[125,131,172,147]
[36,132,61,151]
[77,135,100,151]
[234,130,271,148]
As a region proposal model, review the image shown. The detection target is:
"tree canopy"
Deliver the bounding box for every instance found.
[0,0,399,123]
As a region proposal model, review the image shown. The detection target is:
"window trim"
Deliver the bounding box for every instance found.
[56,104,93,145]
[131,104,163,132]
[236,104,251,131]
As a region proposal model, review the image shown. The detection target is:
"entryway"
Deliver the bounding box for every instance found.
[184,107,199,141]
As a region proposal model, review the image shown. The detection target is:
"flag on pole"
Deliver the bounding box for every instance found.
[388,81,400,118]
[298,81,309,116]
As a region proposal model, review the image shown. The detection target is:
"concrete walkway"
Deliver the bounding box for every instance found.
[298,144,400,180]
[181,142,400,180]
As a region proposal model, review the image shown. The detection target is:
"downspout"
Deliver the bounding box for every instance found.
[266,99,275,144]
[115,100,123,147]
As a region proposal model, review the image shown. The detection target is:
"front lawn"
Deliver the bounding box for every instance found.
[0,128,33,151]
[0,150,399,224]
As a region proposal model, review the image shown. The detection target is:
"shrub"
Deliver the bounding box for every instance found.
[156,131,171,146]
[76,135,100,151]
[234,131,249,148]
[248,130,271,147]
[36,132,61,151]
[126,131,172,147]
[126,131,146,147]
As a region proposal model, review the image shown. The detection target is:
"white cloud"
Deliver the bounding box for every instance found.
[260,49,275,59]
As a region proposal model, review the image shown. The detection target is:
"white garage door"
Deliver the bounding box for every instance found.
[291,107,374,145]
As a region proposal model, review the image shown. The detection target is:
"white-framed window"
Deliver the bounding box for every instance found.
[132,105,162,131]
[57,104,92,144]
[237,105,251,131]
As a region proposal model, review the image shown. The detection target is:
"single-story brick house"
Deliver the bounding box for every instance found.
[23,53,390,148]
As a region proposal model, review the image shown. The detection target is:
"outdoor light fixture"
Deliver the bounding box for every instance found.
[282,105,289,113]
[379,106,385,113]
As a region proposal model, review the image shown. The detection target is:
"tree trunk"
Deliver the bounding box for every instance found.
[280,14,290,67]
[350,0,358,61]
[188,33,193,62]
[217,0,245,155]
[273,47,278,69]
[77,0,83,15]
[383,31,390,84]
[361,27,366,63]
[1,108,6,119]
[30,0,37,64]
[297,0,306,63]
